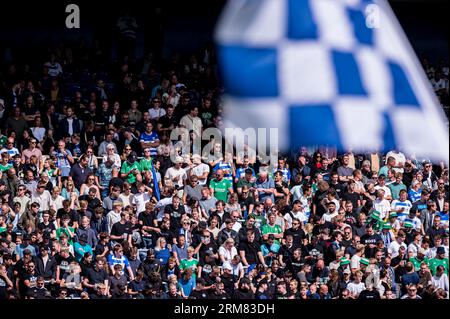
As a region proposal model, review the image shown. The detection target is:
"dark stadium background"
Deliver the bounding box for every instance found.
[0,0,448,66]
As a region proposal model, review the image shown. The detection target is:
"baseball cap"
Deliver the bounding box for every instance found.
[343,268,351,275]
[418,248,427,255]
[389,212,398,218]
[222,262,233,271]
[436,247,446,255]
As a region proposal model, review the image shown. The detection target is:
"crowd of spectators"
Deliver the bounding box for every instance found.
[0,40,448,300]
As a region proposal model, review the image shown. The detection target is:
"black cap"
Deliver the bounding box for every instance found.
[436,247,446,255]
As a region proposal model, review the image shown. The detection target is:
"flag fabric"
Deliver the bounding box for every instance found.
[151,158,161,201]
[215,0,449,162]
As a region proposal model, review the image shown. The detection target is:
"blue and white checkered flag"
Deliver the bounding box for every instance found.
[215,0,449,162]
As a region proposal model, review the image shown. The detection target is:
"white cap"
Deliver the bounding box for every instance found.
[222,262,233,271]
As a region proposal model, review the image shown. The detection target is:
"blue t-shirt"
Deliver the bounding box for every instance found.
[140,131,159,156]
[179,277,196,297]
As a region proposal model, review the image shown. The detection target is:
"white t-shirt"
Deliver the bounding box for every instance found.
[49,195,65,211]
[284,210,307,228]
[148,107,166,120]
[351,255,361,270]
[347,282,366,296]
[373,198,391,219]
[218,246,238,263]
[191,163,210,186]
[165,167,187,188]
[134,192,151,215]
[388,240,407,258]
[322,211,338,223]
[375,185,392,199]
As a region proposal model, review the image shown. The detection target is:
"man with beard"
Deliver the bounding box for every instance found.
[286,248,305,275]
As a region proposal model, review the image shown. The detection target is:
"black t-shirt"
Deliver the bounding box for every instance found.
[86,267,109,285]
[220,274,237,296]
[156,227,176,245]
[358,289,380,299]
[55,254,75,279]
[0,276,8,299]
[274,181,288,201]
[158,114,178,131]
[239,196,255,214]
[238,240,261,265]
[128,279,145,293]
[138,211,157,228]
[164,204,186,230]
[37,221,56,235]
[69,164,92,189]
[342,191,360,208]
[110,221,133,237]
[94,242,111,257]
[278,244,299,264]
[284,227,306,247]
[189,289,210,299]
[329,182,345,199]
[57,208,80,226]
[313,190,328,217]
[360,233,382,258]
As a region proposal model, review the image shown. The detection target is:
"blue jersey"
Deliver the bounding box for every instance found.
[140,131,159,156]
[213,162,233,181]
[107,254,130,270]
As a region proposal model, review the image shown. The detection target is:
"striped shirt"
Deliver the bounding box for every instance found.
[391,199,413,222]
